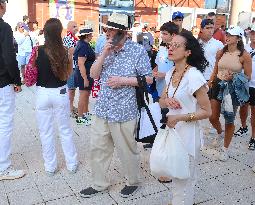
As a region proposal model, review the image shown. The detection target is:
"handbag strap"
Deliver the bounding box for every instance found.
[165,64,189,98]
[136,75,158,134]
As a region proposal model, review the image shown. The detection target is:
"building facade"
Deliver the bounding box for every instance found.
[4,0,255,36]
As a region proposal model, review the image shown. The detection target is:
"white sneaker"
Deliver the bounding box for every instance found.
[45,169,57,177]
[252,165,255,173]
[219,147,229,162]
[68,164,78,174]
[212,132,224,147]
[0,166,25,181]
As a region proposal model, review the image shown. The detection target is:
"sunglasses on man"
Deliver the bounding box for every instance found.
[0,0,8,3]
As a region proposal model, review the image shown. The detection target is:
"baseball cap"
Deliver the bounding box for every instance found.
[172,11,184,20]
[16,22,24,28]
[200,19,214,28]
[226,26,244,37]
[251,25,255,32]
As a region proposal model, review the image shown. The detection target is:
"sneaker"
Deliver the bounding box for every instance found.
[252,165,255,173]
[212,132,224,147]
[82,116,91,126]
[218,147,229,162]
[120,185,139,198]
[68,164,78,174]
[70,111,78,118]
[234,126,248,137]
[76,117,86,125]
[0,166,25,181]
[45,169,57,177]
[248,137,255,150]
[83,112,93,121]
[80,187,102,198]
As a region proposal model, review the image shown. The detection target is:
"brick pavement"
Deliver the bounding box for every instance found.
[0,86,255,205]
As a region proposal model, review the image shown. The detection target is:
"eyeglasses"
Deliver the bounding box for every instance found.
[167,42,185,50]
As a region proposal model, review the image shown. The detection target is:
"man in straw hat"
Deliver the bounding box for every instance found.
[80,12,153,198]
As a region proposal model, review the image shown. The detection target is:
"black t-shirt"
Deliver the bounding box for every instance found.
[36,46,66,88]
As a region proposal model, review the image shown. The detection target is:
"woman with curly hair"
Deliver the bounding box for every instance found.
[35,18,78,175]
[159,32,211,204]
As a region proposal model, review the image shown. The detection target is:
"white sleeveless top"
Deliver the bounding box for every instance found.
[165,67,207,157]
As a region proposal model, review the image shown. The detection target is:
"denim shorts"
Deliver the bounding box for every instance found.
[209,78,238,124]
[67,71,77,90]
[17,52,31,69]
[223,105,238,124]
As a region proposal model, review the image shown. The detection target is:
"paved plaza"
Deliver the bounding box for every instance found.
[0,86,255,205]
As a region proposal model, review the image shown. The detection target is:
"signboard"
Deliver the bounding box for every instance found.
[49,0,75,28]
[99,0,134,8]
[205,0,230,13]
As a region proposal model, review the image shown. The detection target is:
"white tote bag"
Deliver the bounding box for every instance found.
[150,127,190,179]
[138,102,162,140]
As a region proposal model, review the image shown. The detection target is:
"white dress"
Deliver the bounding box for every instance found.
[165,67,207,157]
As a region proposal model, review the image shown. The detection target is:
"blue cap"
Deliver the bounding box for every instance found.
[172,11,184,20]
[200,19,214,28]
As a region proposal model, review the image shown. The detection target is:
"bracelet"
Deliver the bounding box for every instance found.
[186,113,195,122]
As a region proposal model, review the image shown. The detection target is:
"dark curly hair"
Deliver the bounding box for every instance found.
[44,18,71,81]
[179,32,209,73]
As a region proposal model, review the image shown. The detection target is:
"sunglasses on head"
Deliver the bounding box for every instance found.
[1,0,8,3]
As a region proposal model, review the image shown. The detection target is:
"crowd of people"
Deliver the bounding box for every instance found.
[0,0,255,204]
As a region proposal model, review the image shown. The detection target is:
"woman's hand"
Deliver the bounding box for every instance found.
[84,78,90,88]
[164,97,182,109]
[224,70,233,81]
[166,115,180,128]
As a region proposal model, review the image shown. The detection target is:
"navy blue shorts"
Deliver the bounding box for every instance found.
[74,67,93,91]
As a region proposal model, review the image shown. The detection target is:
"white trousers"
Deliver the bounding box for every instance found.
[172,155,198,205]
[0,85,15,172]
[36,86,78,172]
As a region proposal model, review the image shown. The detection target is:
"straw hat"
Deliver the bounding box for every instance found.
[101,13,128,30]
[77,25,93,36]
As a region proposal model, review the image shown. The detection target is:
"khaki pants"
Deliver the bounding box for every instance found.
[90,116,140,191]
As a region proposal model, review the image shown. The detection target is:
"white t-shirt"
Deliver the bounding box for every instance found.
[245,44,255,88]
[199,38,224,80]
[165,67,207,157]
[14,31,34,55]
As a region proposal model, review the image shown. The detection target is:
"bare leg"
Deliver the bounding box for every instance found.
[239,104,249,128]
[251,106,255,138]
[78,90,86,117]
[209,99,223,134]
[83,90,90,114]
[224,123,235,148]
[68,89,76,112]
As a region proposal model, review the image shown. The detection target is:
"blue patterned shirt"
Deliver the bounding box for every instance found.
[95,40,151,122]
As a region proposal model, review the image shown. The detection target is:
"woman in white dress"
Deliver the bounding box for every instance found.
[159,32,212,205]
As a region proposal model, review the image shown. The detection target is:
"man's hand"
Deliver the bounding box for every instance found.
[14,85,22,93]
[101,40,113,58]
[107,76,125,88]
